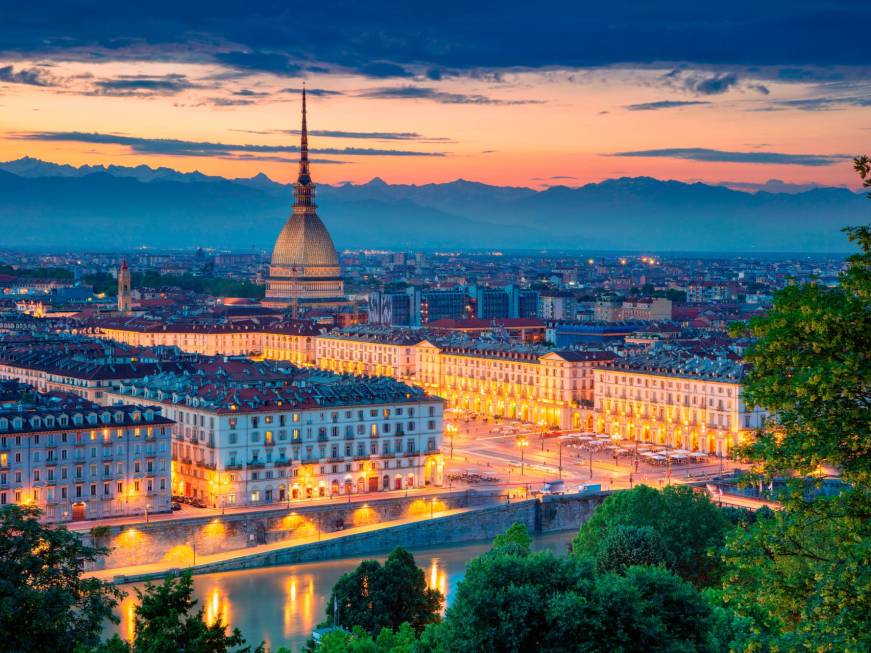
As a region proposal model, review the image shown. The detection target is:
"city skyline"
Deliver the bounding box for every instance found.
[0,2,868,190]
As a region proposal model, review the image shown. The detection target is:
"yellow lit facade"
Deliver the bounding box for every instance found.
[593,364,765,456]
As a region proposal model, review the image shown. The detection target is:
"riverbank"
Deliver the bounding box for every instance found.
[88,492,607,583]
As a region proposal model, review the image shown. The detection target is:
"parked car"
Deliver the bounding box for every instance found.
[171,495,185,504]
[541,480,566,495]
[170,502,182,511]
[189,498,207,508]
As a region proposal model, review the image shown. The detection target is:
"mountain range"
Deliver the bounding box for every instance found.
[0,157,865,253]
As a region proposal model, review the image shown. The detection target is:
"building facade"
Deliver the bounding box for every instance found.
[264,88,347,314]
[593,354,765,456]
[0,400,173,522]
[107,362,444,508]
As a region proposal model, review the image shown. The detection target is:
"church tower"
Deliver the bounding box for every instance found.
[117,259,131,314]
[264,87,346,315]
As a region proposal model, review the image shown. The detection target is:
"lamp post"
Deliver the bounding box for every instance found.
[516,435,529,477]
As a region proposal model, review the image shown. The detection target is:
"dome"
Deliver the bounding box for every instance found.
[271,209,339,269]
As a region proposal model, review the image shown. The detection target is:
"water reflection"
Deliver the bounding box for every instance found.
[112,531,572,651]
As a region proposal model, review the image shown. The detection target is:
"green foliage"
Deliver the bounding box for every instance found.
[734,224,870,482]
[82,271,265,299]
[326,548,442,635]
[422,541,713,653]
[594,525,672,576]
[573,485,731,587]
[856,155,871,198]
[316,623,418,653]
[719,488,871,652]
[92,571,261,653]
[0,265,74,280]
[491,522,532,553]
[0,504,122,653]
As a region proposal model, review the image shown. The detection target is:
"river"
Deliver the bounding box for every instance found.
[111,530,575,651]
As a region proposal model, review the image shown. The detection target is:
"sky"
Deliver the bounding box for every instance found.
[0,1,868,190]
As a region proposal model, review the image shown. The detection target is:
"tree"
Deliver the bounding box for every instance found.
[423,526,713,653]
[573,485,731,587]
[720,489,871,652]
[491,522,532,553]
[0,504,122,653]
[594,525,672,576]
[326,548,442,635]
[422,547,588,653]
[315,624,418,653]
[714,157,871,651]
[94,571,261,653]
[733,225,871,482]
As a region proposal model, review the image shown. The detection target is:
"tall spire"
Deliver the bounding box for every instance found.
[294,84,315,206]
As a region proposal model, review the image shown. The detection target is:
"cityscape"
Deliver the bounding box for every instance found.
[0,3,868,653]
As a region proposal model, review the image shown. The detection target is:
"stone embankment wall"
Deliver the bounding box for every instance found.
[85,490,608,577]
[83,490,498,570]
[189,493,608,576]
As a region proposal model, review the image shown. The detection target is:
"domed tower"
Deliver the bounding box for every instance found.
[265,87,346,315]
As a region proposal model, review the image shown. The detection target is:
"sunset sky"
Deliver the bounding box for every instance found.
[0,2,868,190]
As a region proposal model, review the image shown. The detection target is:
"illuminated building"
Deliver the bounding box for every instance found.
[0,393,173,522]
[0,345,189,404]
[117,259,132,314]
[315,328,423,380]
[107,359,444,507]
[264,88,347,315]
[593,353,765,456]
[414,342,615,429]
[97,319,319,361]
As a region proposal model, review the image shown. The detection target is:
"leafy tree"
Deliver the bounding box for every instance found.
[421,546,588,653]
[733,224,870,482]
[491,522,532,552]
[423,526,713,653]
[315,623,418,653]
[720,489,871,652]
[94,572,261,653]
[0,504,122,653]
[714,158,871,652]
[594,525,672,576]
[326,548,442,635]
[573,485,730,587]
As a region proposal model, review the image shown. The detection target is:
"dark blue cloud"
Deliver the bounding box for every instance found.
[358,86,542,105]
[93,74,196,95]
[626,100,711,111]
[0,65,54,86]
[773,96,871,111]
[0,2,866,77]
[611,148,849,166]
[214,51,303,77]
[357,62,414,78]
[12,131,447,157]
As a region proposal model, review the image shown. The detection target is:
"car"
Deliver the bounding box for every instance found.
[171,495,185,503]
[190,498,207,508]
[540,480,566,495]
[577,483,602,494]
[170,502,182,511]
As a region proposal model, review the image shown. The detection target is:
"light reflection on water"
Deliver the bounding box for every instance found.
[111,531,573,651]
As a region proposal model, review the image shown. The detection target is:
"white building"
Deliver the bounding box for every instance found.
[106,360,444,508]
[593,353,765,457]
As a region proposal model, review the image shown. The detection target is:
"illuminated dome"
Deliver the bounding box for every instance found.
[271,210,339,269]
[264,86,346,314]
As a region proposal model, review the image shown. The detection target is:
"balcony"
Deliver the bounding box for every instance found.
[225,463,243,470]
[273,459,293,468]
[353,455,369,461]
[247,461,266,469]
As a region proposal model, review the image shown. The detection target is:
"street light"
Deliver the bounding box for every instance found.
[516,435,529,477]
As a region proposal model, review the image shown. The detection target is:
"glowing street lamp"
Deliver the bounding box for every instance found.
[516,435,529,477]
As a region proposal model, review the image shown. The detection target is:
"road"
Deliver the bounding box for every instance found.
[443,413,748,496]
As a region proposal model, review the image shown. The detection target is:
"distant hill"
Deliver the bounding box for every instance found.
[0,158,864,252]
